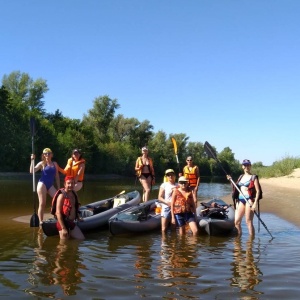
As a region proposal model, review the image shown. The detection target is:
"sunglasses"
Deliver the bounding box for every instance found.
[43,152,52,155]
[179,181,188,184]
[187,160,192,161]
[166,173,174,176]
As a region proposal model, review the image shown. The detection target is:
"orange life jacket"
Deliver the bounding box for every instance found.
[136,156,154,177]
[183,165,199,187]
[64,158,85,181]
[173,188,194,214]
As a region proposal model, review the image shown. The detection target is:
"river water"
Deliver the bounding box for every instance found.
[0,174,299,299]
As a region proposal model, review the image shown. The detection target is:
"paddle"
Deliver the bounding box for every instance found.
[171,137,181,175]
[204,141,273,239]
[113,190,126,198]
[29,117,39,227]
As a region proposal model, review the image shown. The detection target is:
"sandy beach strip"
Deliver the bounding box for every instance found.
[223,168,300,227]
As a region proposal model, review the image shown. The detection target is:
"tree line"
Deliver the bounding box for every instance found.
[1,71,246,178]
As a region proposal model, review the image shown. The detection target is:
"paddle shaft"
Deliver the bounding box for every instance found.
[30,117,39,227]
[204,141,273,239]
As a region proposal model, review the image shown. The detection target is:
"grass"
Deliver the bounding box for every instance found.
[252,156,300,178]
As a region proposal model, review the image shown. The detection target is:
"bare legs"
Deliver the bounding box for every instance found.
[37,182,57,223]
[139,176,152,202]
[235,201,255,236]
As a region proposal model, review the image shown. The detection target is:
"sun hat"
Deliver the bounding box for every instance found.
[43,148,52,153]
[142,146,148,151]
[165,169,175,175]
[178,176,188,182]
[242,159,251,165]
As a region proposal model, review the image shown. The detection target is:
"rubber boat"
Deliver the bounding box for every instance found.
[108,199,162,235]
[42,190,141,236]
[196,198,235,236]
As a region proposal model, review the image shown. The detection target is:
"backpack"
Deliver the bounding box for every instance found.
[232,174,263,201]
[51,188,79,217]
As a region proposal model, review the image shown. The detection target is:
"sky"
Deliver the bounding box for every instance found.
[1,0,300,166]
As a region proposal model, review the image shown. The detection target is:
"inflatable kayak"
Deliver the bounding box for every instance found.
[108,199,162,235]
[196,198,235,236]
[42,190,141,236]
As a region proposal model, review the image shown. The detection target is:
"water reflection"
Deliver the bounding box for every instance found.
[159,233,199,281]
[29,232,85,297]
[231,236,262,296]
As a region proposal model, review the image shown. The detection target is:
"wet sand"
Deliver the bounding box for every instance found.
[223,168,300,227]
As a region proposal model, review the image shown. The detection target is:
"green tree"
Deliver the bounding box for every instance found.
[83,95,120,145]
[2,71,48,117]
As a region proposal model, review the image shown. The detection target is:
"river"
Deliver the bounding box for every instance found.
[0,174,299,299]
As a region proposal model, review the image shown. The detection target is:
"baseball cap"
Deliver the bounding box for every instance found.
[242,159,251,165]
[165,169,175,175]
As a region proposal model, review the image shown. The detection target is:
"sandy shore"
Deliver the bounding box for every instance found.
[223,168,300,228]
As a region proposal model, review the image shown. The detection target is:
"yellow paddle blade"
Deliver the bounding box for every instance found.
[171,137,177,155]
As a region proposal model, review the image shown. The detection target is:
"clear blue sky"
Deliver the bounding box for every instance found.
[1,0,300,166]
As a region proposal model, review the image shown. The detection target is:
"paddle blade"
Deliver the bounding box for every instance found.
[30,117,36,137]
[30,213,39,227]
[204,141,217,160]
[171,137,178,155]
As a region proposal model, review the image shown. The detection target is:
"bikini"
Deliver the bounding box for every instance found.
[141,164,151,179]
[237,180,251,205]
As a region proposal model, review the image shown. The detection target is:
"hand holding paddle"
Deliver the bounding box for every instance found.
[204,141,273,239]
[30,117,39,227]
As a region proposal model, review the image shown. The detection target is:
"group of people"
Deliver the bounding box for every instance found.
[30,145,261,240]
[30,148,86,239]
[136,147,261,237]
[135,147,200,236]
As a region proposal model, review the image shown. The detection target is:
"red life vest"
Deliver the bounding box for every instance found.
[232,174,263,200]
[51,188,79,218]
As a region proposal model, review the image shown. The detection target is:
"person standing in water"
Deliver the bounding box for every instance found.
[30,148,60,224]
[227,159,261,236]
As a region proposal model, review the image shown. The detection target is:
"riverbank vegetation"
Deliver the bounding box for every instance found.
[253,156,300,178]
[1,71,298,178]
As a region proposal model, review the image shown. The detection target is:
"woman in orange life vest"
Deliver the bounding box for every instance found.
[227,159,261,237]
[171,176,198,236]
[182,156,200,206]
[135,146,155,202]
[59,149,85,192]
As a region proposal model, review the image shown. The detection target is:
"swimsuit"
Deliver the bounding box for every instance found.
[56,219,76,231]
[39,164,56,190]
[141,173,151,179]
[237,180,251,204]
